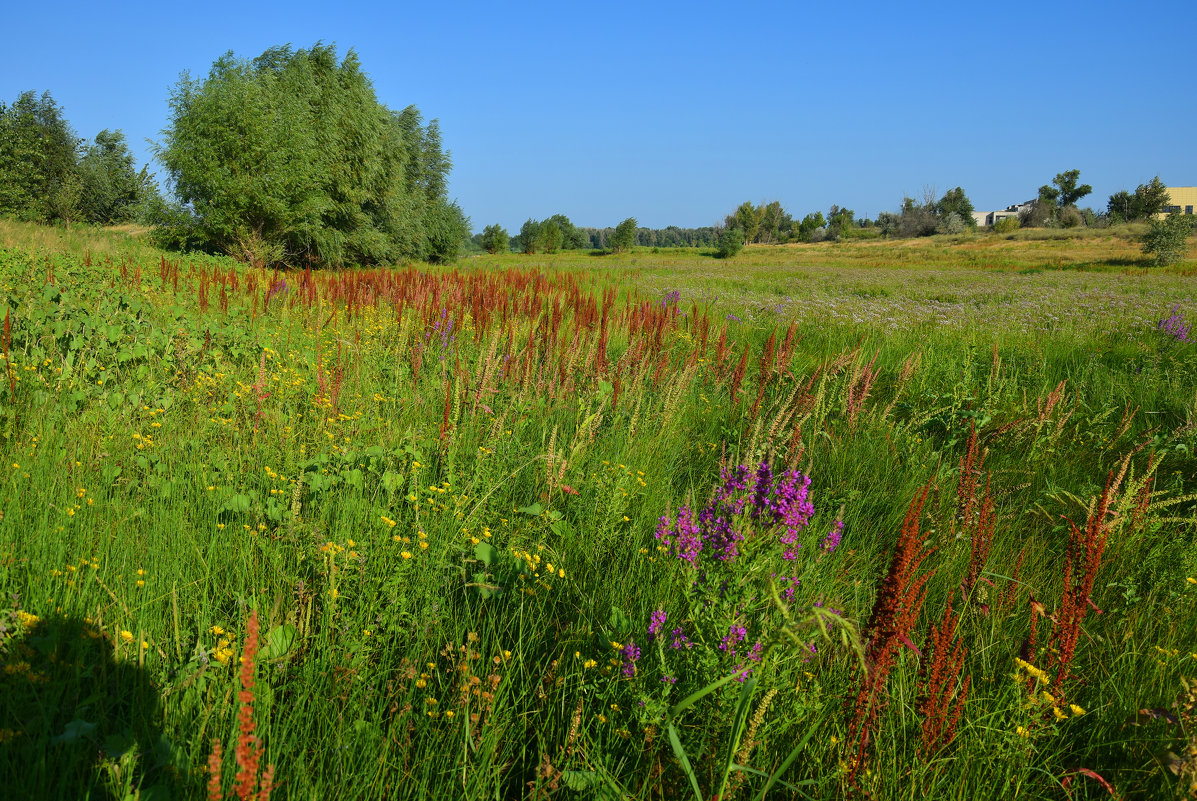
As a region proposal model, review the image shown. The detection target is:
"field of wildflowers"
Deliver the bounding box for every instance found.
[0,221,1195,799]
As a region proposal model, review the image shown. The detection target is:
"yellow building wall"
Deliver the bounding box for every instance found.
[1160,186,1197,217]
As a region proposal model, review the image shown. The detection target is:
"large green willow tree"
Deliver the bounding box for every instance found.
[156,44,468,267]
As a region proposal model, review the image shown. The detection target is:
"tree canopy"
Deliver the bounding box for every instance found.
[1108,176,1169,222]
[155,44,467,267]
[610,217,638,253]
[0,91,158,227]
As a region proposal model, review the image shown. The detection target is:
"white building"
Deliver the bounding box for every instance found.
[975,200,1034,227]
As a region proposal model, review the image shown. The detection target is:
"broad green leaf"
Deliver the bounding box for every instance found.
[260,624,298,662]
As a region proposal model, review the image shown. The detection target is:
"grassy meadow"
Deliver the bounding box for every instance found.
[1,220,1196,800]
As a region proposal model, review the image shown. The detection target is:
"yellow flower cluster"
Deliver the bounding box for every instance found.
[210,625,235,664]
[14,611,39,629]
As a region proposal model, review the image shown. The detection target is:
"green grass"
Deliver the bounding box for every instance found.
[1,221,1195,800]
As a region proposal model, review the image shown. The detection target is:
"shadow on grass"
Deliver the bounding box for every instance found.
[0,613,193,799]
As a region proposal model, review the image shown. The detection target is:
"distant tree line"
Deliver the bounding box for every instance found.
[0,91,160,227]
[474,215,654,254]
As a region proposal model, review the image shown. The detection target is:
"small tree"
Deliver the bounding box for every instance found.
[715,227,744,258]
[537,220,563,253]
[78,129,142,225]
[827,205,855,240]
[1142,213,1192,266]
[733,201,760,244]
[610,217,637,253]
[519,218,541,254]
[1053,169,1092,208]
[796,212,825,242]
[1131,177,1169,220]
[545,213,585,249]
[480,224,509,254]
[936,187,976,228]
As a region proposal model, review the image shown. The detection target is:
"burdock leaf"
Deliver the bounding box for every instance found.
[260,624,298,662]
[53,717,97,744]
[474,542,498,568]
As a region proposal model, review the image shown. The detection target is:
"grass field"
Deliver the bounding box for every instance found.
[1,220,1195,800]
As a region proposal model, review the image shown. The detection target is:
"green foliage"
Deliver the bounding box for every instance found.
[155,44,461,267]
[0,91,81,223]
[1109,176,1169,222]
[938,211,966,234]
[992,216,1021,234]
[480,224,509,254]
[722,201,793,245]
[519,218,541,254]
[796,212,825,242]
[936,187,976,228]
[1142,212,1192,266]
[422,200,470,264]
[715,226,744,258]
[537,219,563,254]
[610,216,637,253]
[77,130,144,226]
[733,202,760,245]
[1052,169,1092,208]
[826,204,855,240]
[544,213,586,249]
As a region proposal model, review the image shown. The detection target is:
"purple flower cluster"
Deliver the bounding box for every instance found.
[656,463,816,567]
[820,520,844,555]
[719,624,747,652]
[669,627,693,650]
[1159,305,1192,344]
[620,639,641,678]
[746,463,814,561]
[648,609,667,641]
[655,506,703,564]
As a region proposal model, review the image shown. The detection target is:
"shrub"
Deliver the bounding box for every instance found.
[992,217,1020,234]
[715,227,744,258]
[1142,213,1193,266]
[938,212,965,235]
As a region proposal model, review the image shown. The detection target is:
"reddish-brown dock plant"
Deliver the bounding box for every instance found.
[916,592,971,759]
[1049,476,1115,698]
[209,610,275,801]
[846,485,935,784]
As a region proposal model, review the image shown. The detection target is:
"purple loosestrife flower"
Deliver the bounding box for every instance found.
[820,520,844,554]
[648,609,667,641]
[669,627,693,650]
[698,505,743,561]
[661,674,677,686]
[717,464,751,504]
[750,462,775,520]
[620,640,641,678]
[655,506,703,564]
[1159,305,1192,343]
[720,624,747,652]
[747,641,763,662]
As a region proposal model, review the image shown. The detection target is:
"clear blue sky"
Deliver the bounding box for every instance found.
[3,0,1193,231]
